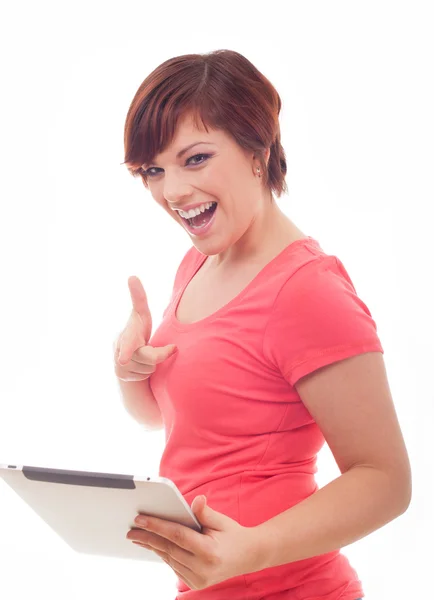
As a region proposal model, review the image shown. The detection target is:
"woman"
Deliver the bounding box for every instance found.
[116,49,411,600]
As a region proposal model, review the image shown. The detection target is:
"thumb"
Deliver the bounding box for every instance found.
[152,344,178,364]
[117,342,128,366]
[191,495,226,531]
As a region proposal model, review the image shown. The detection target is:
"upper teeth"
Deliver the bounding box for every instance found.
[177,202,216,219]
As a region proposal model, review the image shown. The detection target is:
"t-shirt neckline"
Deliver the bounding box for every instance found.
[170,236,318,330]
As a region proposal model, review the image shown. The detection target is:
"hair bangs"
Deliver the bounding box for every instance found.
[123,50,288,197]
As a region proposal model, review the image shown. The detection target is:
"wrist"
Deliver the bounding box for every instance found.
[248,523,273,573]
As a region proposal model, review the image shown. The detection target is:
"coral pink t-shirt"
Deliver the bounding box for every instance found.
[149,236,383,600]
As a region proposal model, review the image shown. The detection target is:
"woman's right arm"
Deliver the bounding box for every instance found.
[114,275,176,431]
[116,377,164,430]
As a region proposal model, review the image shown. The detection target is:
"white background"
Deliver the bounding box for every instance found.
[1,1,433,598]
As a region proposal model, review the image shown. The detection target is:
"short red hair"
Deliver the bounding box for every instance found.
[123,49,288,197]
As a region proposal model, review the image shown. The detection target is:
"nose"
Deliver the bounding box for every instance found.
[163,171,193,205]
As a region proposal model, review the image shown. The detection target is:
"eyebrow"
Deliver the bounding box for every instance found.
[142,141,212,169]
[176,141,211,159]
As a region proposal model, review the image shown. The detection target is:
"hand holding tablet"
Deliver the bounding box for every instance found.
[0,464,201,562]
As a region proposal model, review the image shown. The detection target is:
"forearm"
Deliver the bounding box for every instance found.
[116,377,164,430]
[253,465,411,572]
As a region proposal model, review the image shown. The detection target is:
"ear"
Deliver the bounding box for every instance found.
[264,147,271,166]
[251,148,271,174]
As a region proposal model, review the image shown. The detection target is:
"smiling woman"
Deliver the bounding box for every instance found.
[116,49,411,600]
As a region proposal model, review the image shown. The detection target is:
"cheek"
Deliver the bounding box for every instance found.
[199,167,227,192]
[164,205,179,221]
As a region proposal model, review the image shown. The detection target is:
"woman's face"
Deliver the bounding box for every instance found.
[141,112,270,264]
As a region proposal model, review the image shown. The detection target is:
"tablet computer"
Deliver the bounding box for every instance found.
[0,463,202,562]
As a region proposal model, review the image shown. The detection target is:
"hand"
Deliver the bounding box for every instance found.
[126,495,263,591]
[113,275,177,382]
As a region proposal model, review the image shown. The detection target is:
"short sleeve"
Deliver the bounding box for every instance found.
[262,255,384,387]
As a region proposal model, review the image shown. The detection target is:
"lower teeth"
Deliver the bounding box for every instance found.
[189,219,208,229]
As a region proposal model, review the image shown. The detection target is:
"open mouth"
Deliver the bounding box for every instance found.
[181,202,218,229]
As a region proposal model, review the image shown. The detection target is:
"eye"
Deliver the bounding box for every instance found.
[143,153,211,178]
[187,153,210,166]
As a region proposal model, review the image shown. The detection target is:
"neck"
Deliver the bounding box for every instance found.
[209,198,304,271]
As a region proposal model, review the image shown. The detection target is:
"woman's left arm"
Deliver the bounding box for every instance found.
[253,351,412,571]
